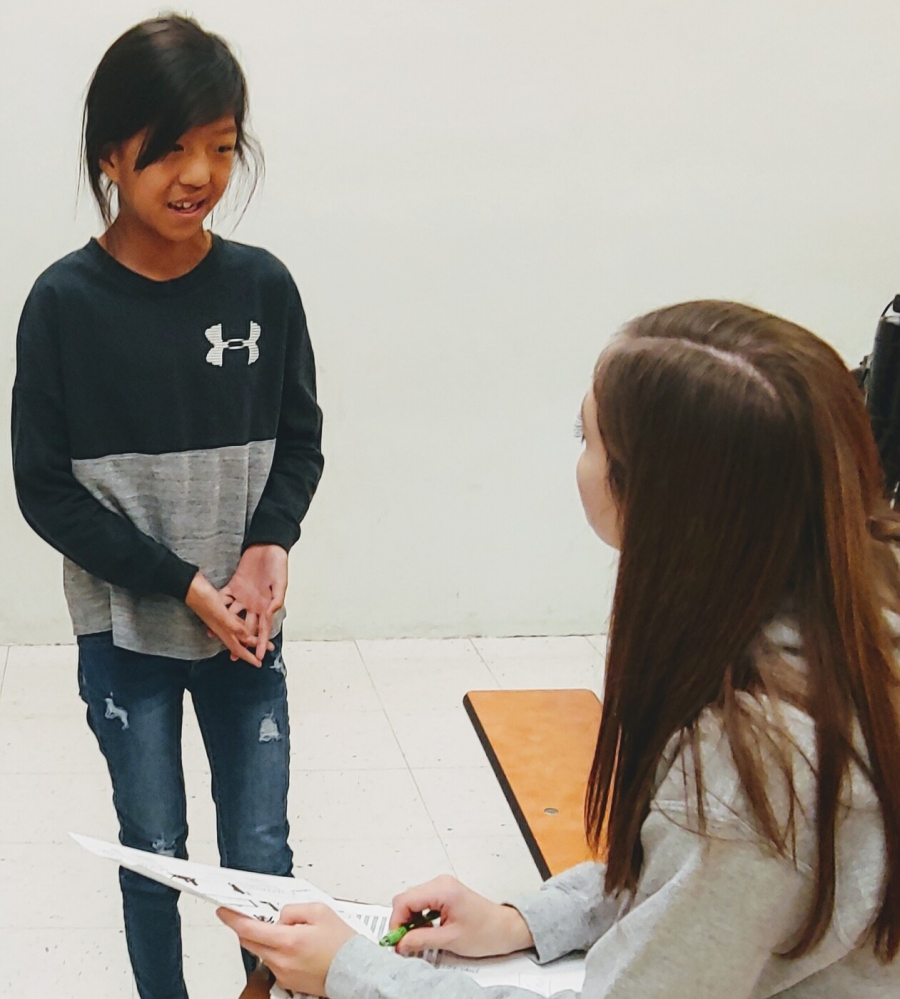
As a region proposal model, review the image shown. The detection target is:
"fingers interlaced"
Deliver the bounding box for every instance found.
[256,619,271,661]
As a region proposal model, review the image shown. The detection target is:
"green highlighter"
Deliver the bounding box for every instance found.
[379,909,441,947]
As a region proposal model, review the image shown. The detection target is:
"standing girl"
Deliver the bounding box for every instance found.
[221,302,900,998]
[12,16,323,999]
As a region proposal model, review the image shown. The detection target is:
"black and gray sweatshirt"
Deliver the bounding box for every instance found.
[12,235,324,659]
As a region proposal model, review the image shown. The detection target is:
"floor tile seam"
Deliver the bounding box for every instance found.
[350,639,394,698]
[405,765,463,876]
[0,709,87,720]
[0,770,116,776]
[350,640,419,778]
[0,647,9,703]
[286,765,420,777]
[354,635,601,673]
[0,921,127,930]
[0,838,118,845]
[360,659,491,680]
[466,633,519,690]
[407,760,493,776]
[366,665,498,769]
[468,636,492,672]
[435,832,528,843]
[365,663,431,780]
[469,663,602,680]
[471,634,599,654]
[341,640,367,668]
[355,639,486,666]
[408,765,512,836]
[180,768,408,779]
[289,705,391,716]
[477,655,505,689]
[435,832,518,854]
[288,834,452,843]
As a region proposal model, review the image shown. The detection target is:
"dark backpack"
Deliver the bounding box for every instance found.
[856,296,900,503]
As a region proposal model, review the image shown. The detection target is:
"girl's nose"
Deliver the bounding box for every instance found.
[180,152,211,188]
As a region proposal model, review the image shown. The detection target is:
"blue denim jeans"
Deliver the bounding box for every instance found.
[77,631,293,999]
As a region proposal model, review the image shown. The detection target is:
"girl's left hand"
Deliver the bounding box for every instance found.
[218,544,288,661]
[217,904,357,997]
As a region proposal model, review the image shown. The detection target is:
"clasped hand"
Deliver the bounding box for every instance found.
[217,874,534,997]
[185,544,288,667]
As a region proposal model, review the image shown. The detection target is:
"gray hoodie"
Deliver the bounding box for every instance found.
[325,629,897,998]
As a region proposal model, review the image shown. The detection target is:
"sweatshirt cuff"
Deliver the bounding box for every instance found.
[243,510,300,553]
[145,550,199,602]
[326,934,406,999]
[502,896,563,965]
[503,890,588,964]
[504,864,607,965]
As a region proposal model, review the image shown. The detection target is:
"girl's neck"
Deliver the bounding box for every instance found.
[99,215,212,282]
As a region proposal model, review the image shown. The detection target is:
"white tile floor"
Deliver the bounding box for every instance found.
[0,636,604,997]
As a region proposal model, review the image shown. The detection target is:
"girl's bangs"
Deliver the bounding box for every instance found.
[135,62,245,170]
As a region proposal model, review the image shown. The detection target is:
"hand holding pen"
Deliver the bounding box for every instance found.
[387,875,534,958]
[380,909,441,946]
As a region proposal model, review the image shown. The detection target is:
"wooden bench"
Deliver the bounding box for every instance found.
[463,688,603,878]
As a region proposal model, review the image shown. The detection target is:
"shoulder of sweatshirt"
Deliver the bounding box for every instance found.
[214,237,303,301]
[23,236,302,308]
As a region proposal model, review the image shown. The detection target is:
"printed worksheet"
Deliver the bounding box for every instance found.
[71,833,335,922]
[73,834,585,997]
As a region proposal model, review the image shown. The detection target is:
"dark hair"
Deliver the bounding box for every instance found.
[82,15,262,225]
[584,301,900,961]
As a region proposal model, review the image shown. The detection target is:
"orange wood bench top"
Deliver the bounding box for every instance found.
[463,688,603,879]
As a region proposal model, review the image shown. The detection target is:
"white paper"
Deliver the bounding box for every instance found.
[73,833,585,996]
[71,833,335,923]
[440,950,585,995]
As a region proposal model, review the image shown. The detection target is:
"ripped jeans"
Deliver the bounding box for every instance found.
[77,631,292,999]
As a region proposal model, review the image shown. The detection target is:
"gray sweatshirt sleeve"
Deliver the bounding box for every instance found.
[325,863,616,999]
[326,935,577,999]
[325,814,815,999]
[509,862,620,963]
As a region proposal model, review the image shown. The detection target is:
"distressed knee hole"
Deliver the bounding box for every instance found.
[258,713,281,743]
[104,696,129,730]
[150,836,177,857]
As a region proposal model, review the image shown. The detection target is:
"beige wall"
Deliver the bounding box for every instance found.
[1,1,898,643]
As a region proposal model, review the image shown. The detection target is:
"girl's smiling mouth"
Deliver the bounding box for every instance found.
[167,198,206,215]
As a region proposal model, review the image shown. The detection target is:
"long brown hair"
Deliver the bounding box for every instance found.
[584,301,900,960]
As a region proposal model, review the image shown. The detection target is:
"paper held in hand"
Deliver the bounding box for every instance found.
[71,832,585,998]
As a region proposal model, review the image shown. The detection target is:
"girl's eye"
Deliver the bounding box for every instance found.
[218,145,235,154]
[574,415,584,441]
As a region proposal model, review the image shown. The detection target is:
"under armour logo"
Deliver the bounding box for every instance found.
[205,322,261,367]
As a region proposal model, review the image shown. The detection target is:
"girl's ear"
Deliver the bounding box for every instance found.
[99,146,122,185]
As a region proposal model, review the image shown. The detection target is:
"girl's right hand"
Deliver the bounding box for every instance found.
[185,572,263,667]
[389,875,534,958]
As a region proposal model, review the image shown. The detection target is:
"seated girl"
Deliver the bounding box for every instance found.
[220,300,900,998]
